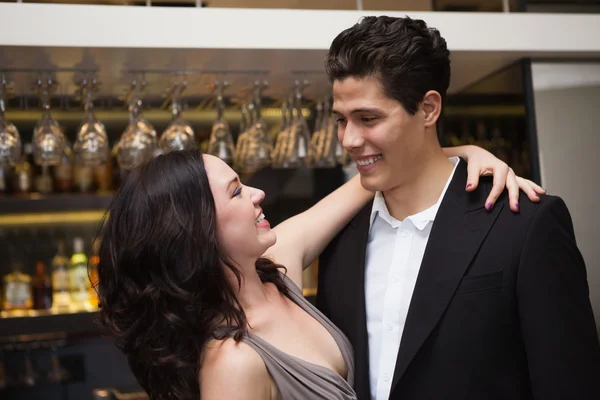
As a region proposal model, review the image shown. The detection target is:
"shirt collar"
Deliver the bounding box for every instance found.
[369,157,460,232]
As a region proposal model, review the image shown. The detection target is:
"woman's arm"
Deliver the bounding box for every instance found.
[264,173,372,288]
[266,145,547,289]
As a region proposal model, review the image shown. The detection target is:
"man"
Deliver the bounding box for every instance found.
[316,16,600,400]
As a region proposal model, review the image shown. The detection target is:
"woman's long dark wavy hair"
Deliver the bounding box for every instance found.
[97,149,287,399]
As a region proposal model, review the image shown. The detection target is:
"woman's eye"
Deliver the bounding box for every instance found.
[233,187,242,197]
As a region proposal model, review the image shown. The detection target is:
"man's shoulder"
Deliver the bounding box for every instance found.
[490,186,573,232]
[337,200,373,237]
[472,175,569,218]
[321,200,373,258]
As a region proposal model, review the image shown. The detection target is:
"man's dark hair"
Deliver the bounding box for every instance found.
[325,16,451,115]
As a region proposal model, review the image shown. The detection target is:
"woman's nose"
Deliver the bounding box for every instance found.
[251,187,265,205]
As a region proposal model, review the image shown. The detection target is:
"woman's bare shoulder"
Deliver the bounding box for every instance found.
[200,338,272,399]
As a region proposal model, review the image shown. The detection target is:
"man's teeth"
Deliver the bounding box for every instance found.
[256,213,266,224]
[356,155,382,166]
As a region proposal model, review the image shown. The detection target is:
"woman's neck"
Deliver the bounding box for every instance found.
[225,261,273,311]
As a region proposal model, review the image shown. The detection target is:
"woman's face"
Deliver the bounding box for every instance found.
[203,155,276,266]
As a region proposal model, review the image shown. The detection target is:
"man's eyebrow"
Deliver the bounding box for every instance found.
[332,107,383,115]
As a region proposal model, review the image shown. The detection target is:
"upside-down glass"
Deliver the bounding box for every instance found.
[73,80,109,166]
[233,102,251,172]
[271,96,292,169]
[159,99,196,154]
[240,81,272,173]
[279,80,312,169]
[207,82,235,165]
[117,99,158,170]
[312,98,338,168]
[32,83,66,166]
[308,101,324,166]
[0,95,21,165]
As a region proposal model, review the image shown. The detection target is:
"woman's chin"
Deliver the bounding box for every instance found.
[259,232,277,252]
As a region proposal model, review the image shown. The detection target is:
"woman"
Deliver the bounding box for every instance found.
[97,147,543,400]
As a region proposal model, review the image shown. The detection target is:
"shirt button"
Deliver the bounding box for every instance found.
[387,324,393,331]
[393,275,400,283]
[401,230,409,237]
[383,373,391,381]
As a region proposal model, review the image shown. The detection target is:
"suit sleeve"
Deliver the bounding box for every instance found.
[517,195,600,399]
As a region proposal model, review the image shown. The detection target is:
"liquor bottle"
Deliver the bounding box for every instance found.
[32,261,53,310]
[54,144,73,193]
[69,237,91,310]
[2,262,33,311]
[51,239,71,310]
[0,163,12,195]
[110,142,122,190]
[73,162,94,193]
[13,143,33,194]
[94,161,112,193]
[34,165,54,194]
[88,239,100,309]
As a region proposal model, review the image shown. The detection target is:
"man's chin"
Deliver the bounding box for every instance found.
[359,174,386,193]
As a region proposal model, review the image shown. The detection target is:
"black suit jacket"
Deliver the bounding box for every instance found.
[317,160,600,400]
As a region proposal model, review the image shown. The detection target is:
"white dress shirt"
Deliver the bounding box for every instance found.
[365,157,460,400]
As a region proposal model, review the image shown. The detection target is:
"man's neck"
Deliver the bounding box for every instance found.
[382,151,456,221]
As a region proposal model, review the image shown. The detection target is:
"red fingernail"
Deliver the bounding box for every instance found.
[486,203,493,210]
[466,183,472,189]
[515,203,520,211]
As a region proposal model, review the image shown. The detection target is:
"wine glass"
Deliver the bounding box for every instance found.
[32,76,66,166]
[233,102,251,172]
[73,76,109,166]
[47,340,70,383]
[19,342,39,387]
[159,79,196,153]
[117,98,157,170]
[271,95,292,169]
[280,79,312,169]
[308,100,324,166]
[0,102,21,167]
[0,74,21,166]
[207,80,235,165]
[312,97,338,168]
[240,80,271,174]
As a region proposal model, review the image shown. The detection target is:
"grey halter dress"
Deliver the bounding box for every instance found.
[221,274,357,400]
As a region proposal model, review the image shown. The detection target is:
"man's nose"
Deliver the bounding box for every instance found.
[341,122,364,151]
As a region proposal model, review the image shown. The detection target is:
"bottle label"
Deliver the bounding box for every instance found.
[5,281,32,308]
[52,268,69,292]
[70,263,91,303]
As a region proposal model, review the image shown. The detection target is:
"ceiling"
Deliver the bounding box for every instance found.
[1,0,518,12]
[0,45,530,109]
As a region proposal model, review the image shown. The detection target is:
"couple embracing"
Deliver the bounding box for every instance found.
[96,15,600,400]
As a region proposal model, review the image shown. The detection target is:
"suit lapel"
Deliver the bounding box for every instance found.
[341,203,372,400]
[390,160,504,390]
